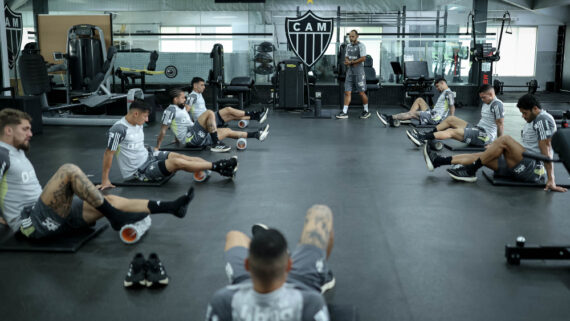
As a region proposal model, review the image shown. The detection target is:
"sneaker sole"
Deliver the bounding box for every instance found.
[259,109,268,124]
[376,111,388,126]
[259,130,269,141]
[210,147,231,153]
[422,144,435,171]
[406,130,423,147]
[321,277,336,294]
[447,172,477,182]
[360,114,371,119]
[124,280,146,287]
[145,278,169,287]
[335,115,348,119]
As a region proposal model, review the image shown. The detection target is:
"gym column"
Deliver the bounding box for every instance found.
[468,0,488,85]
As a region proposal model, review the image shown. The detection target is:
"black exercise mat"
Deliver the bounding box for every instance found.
[0,222,108,253]
[89,173,175,186]
[159,142,206,152]
[443,140,485,152]
[482,169,570,188]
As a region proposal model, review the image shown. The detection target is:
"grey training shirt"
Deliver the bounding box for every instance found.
[0,142,42,232]
[476,98,504,142]
[106,117,149,179]
[521,110,557,155]
[345,41,366,76]
[206,282,330,321]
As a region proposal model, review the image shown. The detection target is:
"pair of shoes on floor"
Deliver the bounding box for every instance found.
[335,111,371,119]
[250,223,336,294]
[124,253,169,288]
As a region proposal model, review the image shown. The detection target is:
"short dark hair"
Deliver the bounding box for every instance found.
[248,228,288,283]
[350,30,359,35]
[191,77,205,88]
[434,77,447,85]
[169,88,184,104]
[129,100,151,113]
[517,94,541,110]
[0,108,32,135]
[478,84,494,94]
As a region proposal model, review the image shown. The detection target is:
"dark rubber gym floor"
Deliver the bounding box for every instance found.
[1,101,570,321]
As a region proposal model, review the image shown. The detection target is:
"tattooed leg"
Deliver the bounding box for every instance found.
[299,204,334,258]
[40,164,104,218]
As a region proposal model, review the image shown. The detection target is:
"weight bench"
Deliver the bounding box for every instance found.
[0,222,108,253]
[89,173,175,187]
[443,140,485,152]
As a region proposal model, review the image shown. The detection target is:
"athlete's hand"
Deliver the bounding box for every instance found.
[97,179,116,191]
[0,217,6,225]
[544,180,567,193]
[344,60,350,66]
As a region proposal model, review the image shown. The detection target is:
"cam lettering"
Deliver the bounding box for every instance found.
[317,22,328,31]
[5,17,19,28]
[293,22,301,31]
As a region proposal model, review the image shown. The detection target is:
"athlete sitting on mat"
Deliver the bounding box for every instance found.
[206,204,335,321]
[187,76,268,128]
[378,78,455,127]
[100,100,238,190]
[406,84,504,147]
[0,108,195,239]
[156,88,269,153]
[422,94,567,192]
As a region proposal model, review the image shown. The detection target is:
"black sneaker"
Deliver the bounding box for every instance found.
[376,111,390,127]
[251,223,269,237]
[406,129,426,147]
[211,141,231,153]
[124,253,147,288]
[219,156,238,178]
[336,112,348,119]
[446,164,477,182]
[258,108,269,124]
[321,269,336,294]
[360,111,371,119]
[145,253,169,287]
[422,143,439,172]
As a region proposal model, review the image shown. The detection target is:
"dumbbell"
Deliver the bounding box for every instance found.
[193,170,211,182]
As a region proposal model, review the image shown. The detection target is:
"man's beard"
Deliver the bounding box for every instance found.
[16,141,30,152]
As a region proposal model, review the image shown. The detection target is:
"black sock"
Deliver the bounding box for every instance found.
[245,110,260,120]
[424,132,435,140]
[432,128,438,133]
[433,156,452,168]
[472,158,483,171]
[148,186,194,218]
[247,131,257,138]
[210,132,219,143]
[96,199,149,231]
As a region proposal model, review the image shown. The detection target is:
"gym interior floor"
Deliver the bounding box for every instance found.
[1,94,570,321]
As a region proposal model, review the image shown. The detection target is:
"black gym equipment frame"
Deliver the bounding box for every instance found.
[504,129,570,266]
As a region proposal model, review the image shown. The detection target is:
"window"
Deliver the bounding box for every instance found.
[487,26,536,77]
[160,26,232,53]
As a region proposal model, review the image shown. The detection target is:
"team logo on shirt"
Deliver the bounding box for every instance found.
[4,4,23,69]
[285,10,333,67]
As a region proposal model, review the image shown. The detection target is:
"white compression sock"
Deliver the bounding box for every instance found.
[363,104,369,112]
[343,105,348,113]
